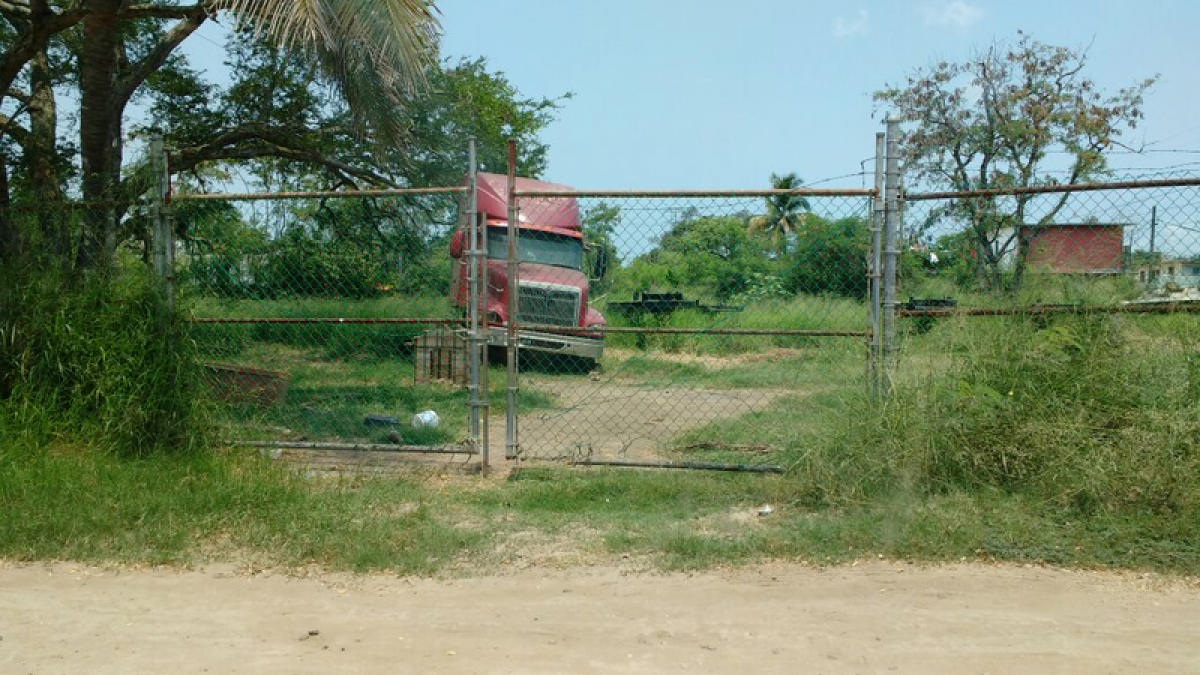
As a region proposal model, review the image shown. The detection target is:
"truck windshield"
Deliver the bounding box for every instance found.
[487,228,583,270]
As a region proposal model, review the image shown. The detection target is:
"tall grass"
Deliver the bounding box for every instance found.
[1,264,209,456]
[801,313,1200,515]
[191,295,455,359]
[600,294,868,354]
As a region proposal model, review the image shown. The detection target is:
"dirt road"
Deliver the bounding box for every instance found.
[2,561,1195,674]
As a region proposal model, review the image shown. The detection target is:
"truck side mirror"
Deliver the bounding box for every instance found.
[449,229,465,259]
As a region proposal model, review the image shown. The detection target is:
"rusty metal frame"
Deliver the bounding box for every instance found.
[906,177,1200,201]
[190,317,460,325]
[513,187,876,199]
[171,186,468,202]
[508,323,869,337]
[899,302,1200,318]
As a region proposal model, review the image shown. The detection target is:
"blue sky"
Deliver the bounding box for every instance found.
[430,0,1200,191]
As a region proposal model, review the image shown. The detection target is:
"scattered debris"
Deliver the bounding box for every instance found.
[683,442,772,454]
[363,414,400,427]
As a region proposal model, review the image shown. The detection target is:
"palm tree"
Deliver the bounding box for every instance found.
[747,172,810,253]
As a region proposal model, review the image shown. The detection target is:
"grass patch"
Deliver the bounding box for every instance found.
[3,292,1196,577]
[204,343,552,444]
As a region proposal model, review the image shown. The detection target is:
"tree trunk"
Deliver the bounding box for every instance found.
[28,49,67,260]
[76,0,122,272]
[1011,229,1033,291]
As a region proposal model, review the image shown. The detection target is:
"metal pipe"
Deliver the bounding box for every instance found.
[869,131,885,398]
[499,324,869,337]
[898,302,1200,318]
[189,317,459,325]
[465,138,483,467]
[905,176,1200,201]
[172,186,468,202]
[513,187,876,199]
[478,180,492,471]
[882,118,902,397]
[570,458,784,474]
[505,139,520,461]
[1149,205,1157,254]
[244,441,476,455]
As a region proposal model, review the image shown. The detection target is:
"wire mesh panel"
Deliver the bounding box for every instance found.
[176,188,477,451]
[900,177,1200,306]
[506,190,874,465]
[896,176,1200,391]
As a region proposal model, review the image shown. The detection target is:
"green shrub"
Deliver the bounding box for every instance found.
[0,264,210,456]
[811,314,1200,514]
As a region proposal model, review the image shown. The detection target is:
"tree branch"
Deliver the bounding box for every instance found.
[0,112,30,148]
[0,6,87,107]
[118,3,207,20]
[114,6,208,111]
[0,0,31,21]
[170,123,397,187]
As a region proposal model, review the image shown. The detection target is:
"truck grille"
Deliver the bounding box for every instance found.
[517,282,581,327]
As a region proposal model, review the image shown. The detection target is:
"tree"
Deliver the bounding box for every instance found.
[0,0,440,271]
[874,34,1155,290]
[785,215,869,298]
[747,172,810,253]
[582,202,620,291]
[620,214,775,301]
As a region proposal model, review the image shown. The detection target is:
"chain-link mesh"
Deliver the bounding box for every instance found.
[506,191,874,464]
[901,176,1200,303]
[177,189,476,451]
[896,175,1200,383]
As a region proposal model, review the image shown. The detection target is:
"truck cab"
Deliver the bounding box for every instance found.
[450,173,605,364]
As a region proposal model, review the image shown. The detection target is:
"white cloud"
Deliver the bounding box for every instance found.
[832,9,870,38]
[921,1,984,29]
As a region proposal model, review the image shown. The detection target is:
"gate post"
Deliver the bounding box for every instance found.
[869,131,885,398]
[881,117,903,396]
[149,135,174,311]
[465,138,489,468]
[505,140,520,460]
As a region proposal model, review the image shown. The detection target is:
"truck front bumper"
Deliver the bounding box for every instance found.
[486,327,604,360]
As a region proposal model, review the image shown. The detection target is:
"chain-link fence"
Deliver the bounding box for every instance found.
[175,187,478,459]
[899,175,1200,311]
[505,186,875,466]
[156,132,1200,473]
[894,175,1200,400]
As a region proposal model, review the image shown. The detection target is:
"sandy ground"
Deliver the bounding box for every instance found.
[505,378,784,462]
[2,561,1196,674]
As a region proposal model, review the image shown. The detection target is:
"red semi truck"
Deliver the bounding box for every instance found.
[450,172,605,363]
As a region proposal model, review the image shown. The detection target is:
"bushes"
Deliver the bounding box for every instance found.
[785,216,869,298]
[807,314,1200,515]
[0,264,209,456]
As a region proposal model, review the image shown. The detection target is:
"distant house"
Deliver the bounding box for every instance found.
[1135,257,1200,292]
[992,223,1126,274]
